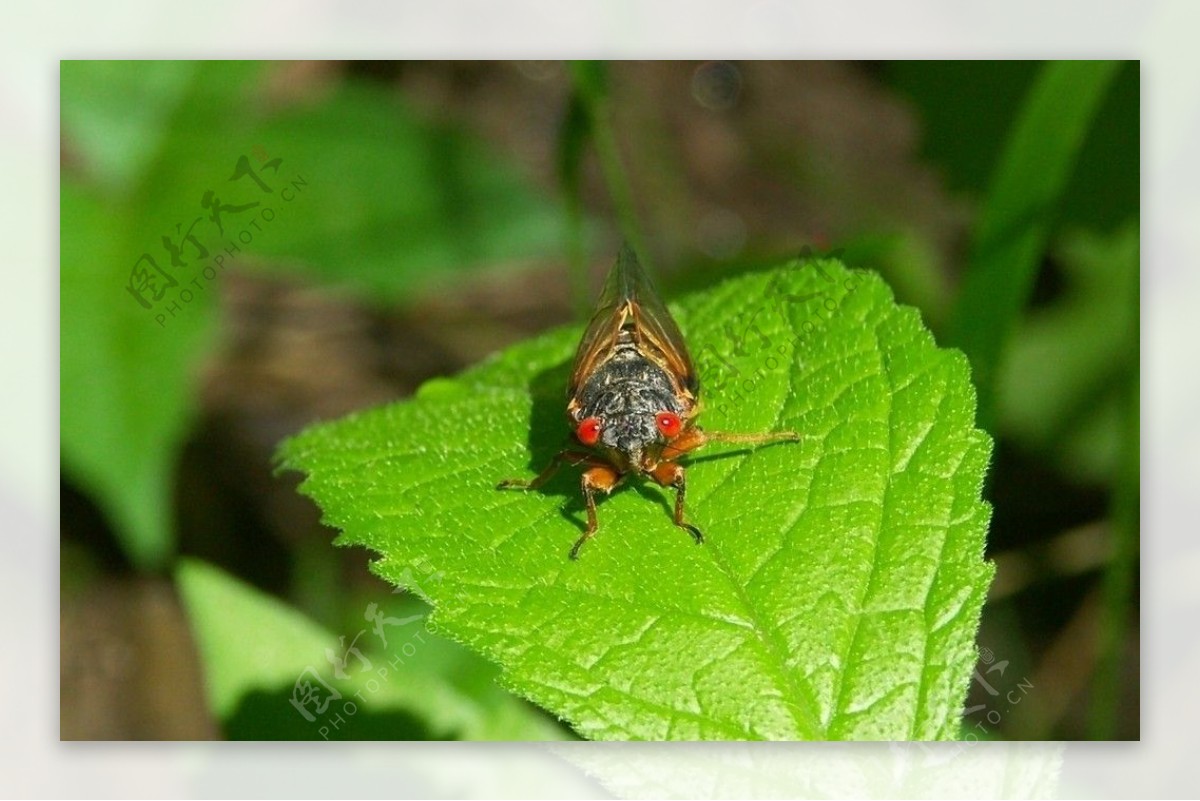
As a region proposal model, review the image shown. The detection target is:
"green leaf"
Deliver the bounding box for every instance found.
[885,60,1138,232]
[60,62,267,569]
[60,179,215,570]
[64,61,569,301]
[997,221,1139,484]
[244,82,569,299]
[278,258,994,740]
[948,60,1122,427]
[59,61,267,569]
[60,60,201,192]
[176,558,568,740]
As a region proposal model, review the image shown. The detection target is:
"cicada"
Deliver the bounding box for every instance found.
[498,244,799,559]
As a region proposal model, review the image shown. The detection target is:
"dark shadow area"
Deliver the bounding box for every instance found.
[224,687,435,740]
[176,413,294,598]
[512,357,592,534]
[61,479,134,576]
[987,440,1108,555]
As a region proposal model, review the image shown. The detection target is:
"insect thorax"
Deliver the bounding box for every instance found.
[574,341,687,464]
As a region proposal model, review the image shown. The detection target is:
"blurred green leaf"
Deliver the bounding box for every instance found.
[948,60,1121,427]
[885,61,1138,232]
[64,61,569,300]
[60,181,214,570]
[60,61,200,192]
[1058,62,1139,232]
[60,61,271,569]
[245,82,568,298]
[177,558,568,740]
[279,258,994,740]
[60,61,572,568]
[1091,348,1139,739]
[885,61,1042,196]
[61,60,267,197]
[997,222,1139,484]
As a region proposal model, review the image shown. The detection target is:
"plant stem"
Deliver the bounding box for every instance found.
[568,61,653,278]
[557,90,592,318]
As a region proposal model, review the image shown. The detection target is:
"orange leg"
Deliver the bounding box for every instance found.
[650,461,704,546]
[496,450,598,491]
[571,464,623,560]
[661,425,799,461]
[498,450,623,560]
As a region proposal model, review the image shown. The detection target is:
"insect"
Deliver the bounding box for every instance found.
[497,244,799,559]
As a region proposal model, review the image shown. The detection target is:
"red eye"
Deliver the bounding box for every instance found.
[655,412,682,438]
[576,417,602,446]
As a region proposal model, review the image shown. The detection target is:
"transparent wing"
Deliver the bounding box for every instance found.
[568,244,698,400]
[567,253,630,401]
[620,248,697,396]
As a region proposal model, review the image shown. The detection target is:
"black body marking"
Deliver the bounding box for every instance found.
[575,337,683,471]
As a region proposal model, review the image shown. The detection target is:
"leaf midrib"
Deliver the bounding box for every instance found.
[825,320,897,737]
[678,292,825,740]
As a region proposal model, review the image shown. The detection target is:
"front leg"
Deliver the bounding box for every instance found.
[497,449,598,491]
[570,464,623,560]
[650,461,704,546]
